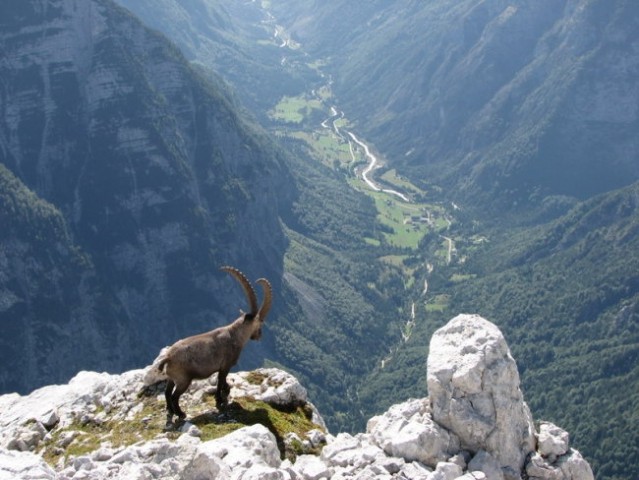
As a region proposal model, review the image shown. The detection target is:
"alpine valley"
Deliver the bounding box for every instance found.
[0,1,637,479]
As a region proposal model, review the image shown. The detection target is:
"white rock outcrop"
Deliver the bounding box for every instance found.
[0,448,56,480]
[367,398,460,467]
[428,314,537,479]
[0,314,594,480]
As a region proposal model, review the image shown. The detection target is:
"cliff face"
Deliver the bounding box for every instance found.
[0,0,291,393]
[0,315,593,480]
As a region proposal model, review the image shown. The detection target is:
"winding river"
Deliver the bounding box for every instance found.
[321,107,410,202]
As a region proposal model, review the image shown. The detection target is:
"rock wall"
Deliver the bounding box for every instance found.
[0,0,290,394]
[0,314,594,479]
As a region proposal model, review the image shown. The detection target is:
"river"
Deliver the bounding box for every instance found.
[321,107,410,202]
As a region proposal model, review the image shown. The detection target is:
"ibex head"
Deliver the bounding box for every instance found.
[221,266,273,340]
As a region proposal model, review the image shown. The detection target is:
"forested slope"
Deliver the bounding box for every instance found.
[361,183,639,479]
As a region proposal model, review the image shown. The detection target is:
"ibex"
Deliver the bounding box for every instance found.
[156,266,272,424]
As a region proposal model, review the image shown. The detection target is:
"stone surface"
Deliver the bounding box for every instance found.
[199,424,281,470]
[556,449,594,480]
[526,449,595,480]
[367,398,459,467]
[291,454,331,480]
[430,461,463,480]
[0,448,57,480]
[468,450,504,480]
[537,422,570,460]
[427,314,536,478]
[230,368,308,406]
[0,316,595,480]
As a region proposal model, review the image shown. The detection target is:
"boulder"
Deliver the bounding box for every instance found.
[467,450,504,480]
[537,422,570,460]
[230,368,308,406]
[199,423,281,470]
[556,449,594,480]
[367,398,459,467]
[0,448,57,480]
[430,461,463,480]
[427,314,536,479]
[292,454,331,480]
[526,449,594,480]
[398,460,432,479]
[320,432,382,470]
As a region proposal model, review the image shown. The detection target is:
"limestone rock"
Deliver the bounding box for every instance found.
[556,449,594,480]
[468,450,504,480]
[430,461,463,480]
[320,432,383,471]
[427,314,536,478]
[199,424,281,470]
[291,454,331,480]
[367,398,459,467]
[526,449,594,480]
[456,473,487,480]
[0,448,57,480]
[537,422,570,460]
[230,368,308,407]
[0,315,595,480]
[398,460,432,479]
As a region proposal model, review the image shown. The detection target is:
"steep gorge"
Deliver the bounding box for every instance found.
[2,1,639,478]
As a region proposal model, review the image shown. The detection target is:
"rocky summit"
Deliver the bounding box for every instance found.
[0,314,593,479]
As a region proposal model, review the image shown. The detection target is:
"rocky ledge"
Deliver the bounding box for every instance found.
[0,314,594,479]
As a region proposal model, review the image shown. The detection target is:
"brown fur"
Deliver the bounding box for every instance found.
[158,267,272,423]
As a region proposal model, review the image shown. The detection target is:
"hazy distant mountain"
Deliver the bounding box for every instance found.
[279,0,639,214]
[114,0,313,115]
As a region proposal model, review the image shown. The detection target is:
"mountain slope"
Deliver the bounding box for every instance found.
[363,182,639,480]
[2,2,637,478]
[0,164,120,390]
[112,0,411,433]
[113,0,313,116]
[0,0,291,392]
[279,0,639,213]
[107,4,639,477]
[453,183,639,479]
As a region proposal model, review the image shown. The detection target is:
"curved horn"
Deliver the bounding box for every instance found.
[221,266,258,315]
[256,278,272,321]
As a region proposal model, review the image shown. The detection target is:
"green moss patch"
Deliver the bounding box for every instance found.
[193,397,323,460]
[39,393,324,466]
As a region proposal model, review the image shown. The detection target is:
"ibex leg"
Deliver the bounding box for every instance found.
[171,380,191,419]
[216,370,231,409]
